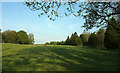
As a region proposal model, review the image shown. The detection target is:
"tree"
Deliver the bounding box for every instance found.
[73,32,79,46]
[24,1,120,30]
[69,32,78,46]
[96,28,105,48]
[28,33,34,44]
[66,32,83,46]
[59,41,65,45]
[77,37,83,46]
[2,31,5,43]
[50,41,57,45]
[69,33,74,45]
[115,15,120,24]
[18,30,29,44]
[88,32,98,47]
[2,30,19,43]
[104,17,120,49]
[88,29,105,48]
[80,31,90,46]
[45,42,50,45]
[65,36,70,45]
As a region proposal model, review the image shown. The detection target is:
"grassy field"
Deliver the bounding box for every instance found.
[2,43,119,71]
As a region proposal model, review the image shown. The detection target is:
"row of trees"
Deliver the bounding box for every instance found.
[88,17,120,50]
[46,41,64,45]
[24,1,120,50]
[88,29,105,48]
[104,17,120,50]
[46,17,120,50]
[46,32,83,46]
[46,29,104,48]
[80,31,90,46]
[2,30,34,44]
[65,32,83,46]
[83,17,120,50]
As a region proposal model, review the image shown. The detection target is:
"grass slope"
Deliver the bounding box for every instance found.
[2,43,119,71]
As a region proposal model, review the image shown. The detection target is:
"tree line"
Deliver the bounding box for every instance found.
[1,30,34,44]
[88,17,120,50]
[46,32,83,46]
[24,1,120,50]
[1,17,119,50]
[46,17,120,50]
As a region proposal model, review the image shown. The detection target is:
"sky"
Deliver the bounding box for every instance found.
[1,2,98,44]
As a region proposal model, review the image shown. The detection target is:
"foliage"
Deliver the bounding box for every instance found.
[24,1,120,30]
[88,32,98,47]
[46,32,83,46]
[80,31,90,46]
[46,41,65,45]
[57,41,65,45]
[49,41,58,45]
[115,15,120,24]
[2,30,34,44]
[96,28,105,48]
[2,30,19,43]
[45,42,50,45]
[28,33,34,44]
[77,37,83,46]
[65,36,70,45]
[81,2,120,29]
[18,30,29,44]
[65,32,83,46]
[88,28,105,48]
[69,32,78,46]
[104,17,120,49]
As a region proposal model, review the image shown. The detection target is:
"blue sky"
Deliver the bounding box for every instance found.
[2,2,98,44]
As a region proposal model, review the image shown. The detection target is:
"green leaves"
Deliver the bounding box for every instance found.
[38,14,40,17]
[50,18,52,20]
[64,3,66,5]
[79,5,81,7]
[105,17,120,49]
[65,32,83,46]
[41,13,43,15]
[67,8,69,10]
[65,13,68,16]
[25,1,120,29]
[48,15,50,17]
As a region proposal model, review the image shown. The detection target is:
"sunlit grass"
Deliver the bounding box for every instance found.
[2,43,119,71]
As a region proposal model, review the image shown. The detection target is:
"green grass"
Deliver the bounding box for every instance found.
[2,43,119,71]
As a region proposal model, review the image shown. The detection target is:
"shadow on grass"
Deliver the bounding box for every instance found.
[2,46,119,71]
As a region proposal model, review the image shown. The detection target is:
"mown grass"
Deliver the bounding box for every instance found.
[2,43,119,71]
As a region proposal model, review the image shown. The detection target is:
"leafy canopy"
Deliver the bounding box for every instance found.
[24,1,120,30]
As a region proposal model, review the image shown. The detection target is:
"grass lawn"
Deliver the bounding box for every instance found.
[2,43,119,71]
